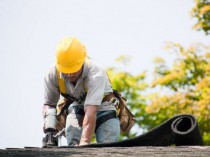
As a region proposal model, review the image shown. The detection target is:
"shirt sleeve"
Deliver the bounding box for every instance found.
[44,67,60,107]
[84,76,106,106]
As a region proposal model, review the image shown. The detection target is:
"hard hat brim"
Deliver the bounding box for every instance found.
[56,62,84,74]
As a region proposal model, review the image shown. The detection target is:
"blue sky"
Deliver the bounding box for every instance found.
[0,0,209,148]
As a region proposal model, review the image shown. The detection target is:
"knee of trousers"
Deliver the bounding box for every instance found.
[43,107,57,130]
[96,118,120,143]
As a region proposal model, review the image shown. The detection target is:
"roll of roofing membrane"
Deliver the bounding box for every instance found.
[70,114,204,147]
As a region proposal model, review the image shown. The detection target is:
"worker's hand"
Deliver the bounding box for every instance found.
[79,141,89,146]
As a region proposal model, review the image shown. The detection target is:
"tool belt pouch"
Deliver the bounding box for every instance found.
[113,90,136,133]
[56,101,67,132]
[56,98,73,133]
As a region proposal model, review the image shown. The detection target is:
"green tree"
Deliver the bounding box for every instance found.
[104,0,210,145]
[147,43,210,145]
[191,0,210,35]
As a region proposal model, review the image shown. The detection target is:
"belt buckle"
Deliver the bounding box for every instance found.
[110,98,119,108]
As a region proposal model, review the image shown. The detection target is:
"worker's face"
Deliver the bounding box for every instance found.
[63,66,83,83]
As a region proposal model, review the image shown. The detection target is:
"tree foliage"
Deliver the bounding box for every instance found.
[105,1,210,145]
[147,43,210,145]
[191,0,210,35]
[108,44,210,145]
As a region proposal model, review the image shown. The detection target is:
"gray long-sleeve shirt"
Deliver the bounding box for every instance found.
[44,60,116,111]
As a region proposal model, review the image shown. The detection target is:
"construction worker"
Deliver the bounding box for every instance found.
[42,36,120,146]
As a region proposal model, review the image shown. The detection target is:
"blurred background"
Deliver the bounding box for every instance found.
[0,0,209,148]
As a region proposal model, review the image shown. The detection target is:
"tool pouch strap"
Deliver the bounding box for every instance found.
[113,89,136,133]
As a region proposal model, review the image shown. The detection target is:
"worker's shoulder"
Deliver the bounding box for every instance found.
[85,60,106,77]
[46,65,57,75]
[45,65,57,80]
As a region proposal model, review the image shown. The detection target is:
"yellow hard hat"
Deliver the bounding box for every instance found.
[55,37,87,73]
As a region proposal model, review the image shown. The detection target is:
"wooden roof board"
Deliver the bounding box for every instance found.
[0,146,210,157]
